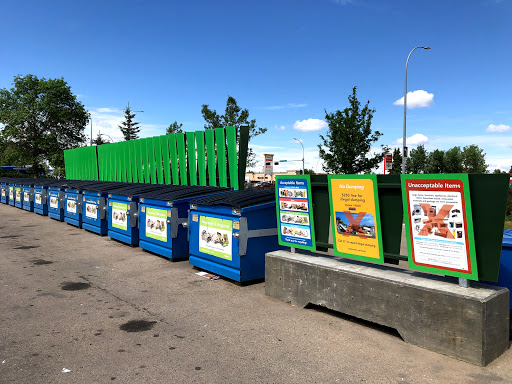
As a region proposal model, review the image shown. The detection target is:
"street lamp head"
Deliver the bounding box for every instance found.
[422,46,431,50]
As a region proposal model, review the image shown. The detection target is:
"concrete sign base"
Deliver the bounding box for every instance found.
[265,250,509,366]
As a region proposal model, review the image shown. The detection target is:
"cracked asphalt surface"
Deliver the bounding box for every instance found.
[1,203,511,383]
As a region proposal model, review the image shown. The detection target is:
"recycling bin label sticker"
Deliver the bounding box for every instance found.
[66,199,77,213]
[35,193,41,205]
[49,195,59,209]
[24,192,30,202]
[85,203,98,219]
[145,207,167,242]
[15,188,21,202]
[112,202,128,230]
[199,216,232,261]
[1,189,5,197]
[9,188,14,200]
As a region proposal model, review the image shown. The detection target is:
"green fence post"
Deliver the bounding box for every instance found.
[167,134,179,185]
[162,135,172,185]
[154,136,165,184]
[237,126,249,190]
[195,131,207,186]
[215,128,227,187]
[226,126,238,190]
[176,133,187,185]
[186,132,197,186]
[205,129,216,186]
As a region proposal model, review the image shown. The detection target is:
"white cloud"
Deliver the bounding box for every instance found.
[293,118,327,132]
[274,125,286,130]
[487,124,511,133]
[96,107,122,113]
[396,133,429,145]
[393,90,434,109]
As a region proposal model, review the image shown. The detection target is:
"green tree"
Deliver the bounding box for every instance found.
[303,168,316,175]
[493,168,508,174]
[426,149,445,174]
[118,105,141,141]
[318,87,386,174]
[509,165,512,173]
[444,146,464,173]
[0,74,88,175]
[166,121,183,135]
[462,145,487,173]
[201,96,267,168]
[93,133,109,146]
[391,148,402,174]
[406,145,428,174]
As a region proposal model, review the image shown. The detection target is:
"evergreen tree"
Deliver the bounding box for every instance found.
[93,132,109,146]
[166,121,183,135]
[118,105,141,141]
[318,87,387,174]
[391,148,402,174]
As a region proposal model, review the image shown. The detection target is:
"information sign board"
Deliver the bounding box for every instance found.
[401,174,478,280]
[328,175,384,263]
[276,175,316,251]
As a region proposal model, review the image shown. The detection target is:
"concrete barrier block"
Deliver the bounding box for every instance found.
[265,250,509,366]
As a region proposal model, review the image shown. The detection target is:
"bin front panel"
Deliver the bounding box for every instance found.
[14,185,23,208]
[33,186,48,215]
[8,186,15,205]
[22,186,34,211]
[139,203,171,245]
[48,187,64,220]
[107,196,138,244]
[64,190,81,222]
[189,210,240,270]
[1,183,8,204]
[82,191,105,228]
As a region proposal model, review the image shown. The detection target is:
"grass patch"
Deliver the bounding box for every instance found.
[505,218,512,230]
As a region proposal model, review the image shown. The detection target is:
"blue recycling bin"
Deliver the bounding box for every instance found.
[107,184,169,246]
[8,184,16,207]
[33,180,57,216]
[22,183,35,212]
[48,184,67,221]
[188,189,283,283]
[1,180,12,204]
[13,183,24,209]
[492,230,512,308]
[138,186,231,260]
[80,182,128,235]
[63,181,116,228]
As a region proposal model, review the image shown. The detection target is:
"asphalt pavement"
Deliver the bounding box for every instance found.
[1,203,511,383]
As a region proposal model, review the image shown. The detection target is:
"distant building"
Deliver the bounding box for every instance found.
[245,170,301,183]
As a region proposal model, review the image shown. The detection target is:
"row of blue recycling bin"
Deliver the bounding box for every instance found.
[1,177,282,283]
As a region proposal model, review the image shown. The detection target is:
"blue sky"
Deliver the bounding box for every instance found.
[1,0,511,172]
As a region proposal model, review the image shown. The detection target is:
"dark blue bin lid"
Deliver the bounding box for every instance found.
[504,230,512,247]
[139,185,230,201]
[107,184,173,197]
[191,188,275,208]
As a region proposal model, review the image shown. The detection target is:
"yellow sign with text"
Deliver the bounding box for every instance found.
[329,175,384,263]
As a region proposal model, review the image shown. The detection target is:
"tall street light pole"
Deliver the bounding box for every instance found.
[402,46,431,174]
[293,138,305,175]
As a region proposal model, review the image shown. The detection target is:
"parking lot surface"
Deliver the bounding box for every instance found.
[1,203,511,383]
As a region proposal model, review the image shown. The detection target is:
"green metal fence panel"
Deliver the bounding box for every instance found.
[205,129,216,186]
[176,133,187,185]
[226,126,238,190]
[134,139,143,183]
[237,126,249,190]
[144,137,156,184]
[469,174,510,282]
[215,128,227,187]
[167,134,179,185]
[195,131,207,186]
[186,132,197,186]
[107,144,114,181]
[153,136,164,184]
[162,135,172,184]
[121,141,129,182]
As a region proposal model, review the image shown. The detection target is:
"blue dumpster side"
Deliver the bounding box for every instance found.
[1,182,9,204]
[34,185,49,216]
[64,188,83,228]
[188,202,283,282]
[14,184,23,209]
[494,230,512,308]
[82,191,109,235]
[107,195,139,246]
